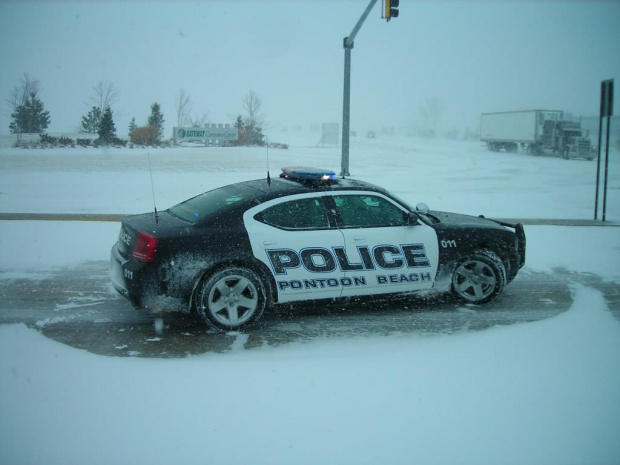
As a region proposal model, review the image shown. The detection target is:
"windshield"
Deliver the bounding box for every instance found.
[386,191,415,212]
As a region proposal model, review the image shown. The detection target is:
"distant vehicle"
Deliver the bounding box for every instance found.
[367,130,376,139]
[110,167,526,331]
[481,110,595,160]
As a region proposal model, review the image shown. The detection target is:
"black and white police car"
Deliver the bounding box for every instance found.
[110,167,526,331]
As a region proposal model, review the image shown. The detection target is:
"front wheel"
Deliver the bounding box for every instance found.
[451,251,506,304]
[195,266,266,331]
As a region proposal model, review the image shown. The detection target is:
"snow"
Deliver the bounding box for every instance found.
[1,136,618,220]
[1,134,620,464]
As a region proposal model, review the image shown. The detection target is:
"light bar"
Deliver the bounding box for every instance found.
[280,166,336,183]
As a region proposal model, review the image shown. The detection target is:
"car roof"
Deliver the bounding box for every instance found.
[240,176,388,203]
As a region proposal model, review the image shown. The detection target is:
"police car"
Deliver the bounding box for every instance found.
[110,167,526,331]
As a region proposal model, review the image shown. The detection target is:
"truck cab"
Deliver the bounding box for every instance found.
[543,120,594,160]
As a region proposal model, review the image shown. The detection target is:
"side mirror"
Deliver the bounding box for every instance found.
[408,211,420,225]
[416,203,430,214]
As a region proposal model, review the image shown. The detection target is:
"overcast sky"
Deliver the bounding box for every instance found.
[1,0,619,137]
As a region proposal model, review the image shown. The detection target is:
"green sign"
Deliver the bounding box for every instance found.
[174,125,238,142]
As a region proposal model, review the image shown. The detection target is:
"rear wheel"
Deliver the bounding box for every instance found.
[451,251,506,304]
[195,266,266,331]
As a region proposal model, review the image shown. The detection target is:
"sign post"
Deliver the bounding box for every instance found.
[594,79,614,221]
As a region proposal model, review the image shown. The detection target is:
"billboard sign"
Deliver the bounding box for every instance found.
[174,124,238,143]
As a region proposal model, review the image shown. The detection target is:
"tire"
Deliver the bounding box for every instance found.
[195,266,266,331]
[451,250,506,304]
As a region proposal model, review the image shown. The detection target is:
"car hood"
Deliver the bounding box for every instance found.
[429,210,507,230]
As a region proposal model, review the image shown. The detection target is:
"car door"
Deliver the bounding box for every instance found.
[327,192,439,297]
[243,193,345,303]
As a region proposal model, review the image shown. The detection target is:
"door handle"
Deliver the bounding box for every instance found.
[262,241,277,246]
[352,236,366,242]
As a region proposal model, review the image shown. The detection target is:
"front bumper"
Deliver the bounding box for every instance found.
[487,219,526,282]
[515,223,526,268]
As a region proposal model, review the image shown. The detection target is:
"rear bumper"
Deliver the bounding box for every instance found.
[109,244,188,313]
[109,245,134,302]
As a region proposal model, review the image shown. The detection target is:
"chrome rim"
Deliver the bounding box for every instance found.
[204,274,258,326]
[453,260,497,302]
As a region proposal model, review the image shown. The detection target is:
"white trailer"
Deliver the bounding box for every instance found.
[480,110,593,159]
[480,110,563,152]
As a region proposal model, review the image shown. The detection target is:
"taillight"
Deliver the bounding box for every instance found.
[132,232,158,262]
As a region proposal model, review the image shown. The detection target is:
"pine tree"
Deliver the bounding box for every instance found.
[147,102,165,143]
[234,115,247,146]
[80,106,102,133]
[9,91,51,134]
[244,118,265,146]
[97,107,116,143]
[128,117,137,138]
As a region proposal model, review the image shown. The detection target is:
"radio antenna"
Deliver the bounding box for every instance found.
[147,152,159,223]
[266,135,271,185]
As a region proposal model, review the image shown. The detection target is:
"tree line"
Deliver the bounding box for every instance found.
[7,73,266,148]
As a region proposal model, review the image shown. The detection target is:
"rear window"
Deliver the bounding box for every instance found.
[168,185,254,224]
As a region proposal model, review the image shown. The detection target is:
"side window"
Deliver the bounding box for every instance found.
[256,197,330,230]
[333,194,408,228]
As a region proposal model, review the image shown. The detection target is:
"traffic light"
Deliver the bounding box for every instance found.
[385,0,399,21]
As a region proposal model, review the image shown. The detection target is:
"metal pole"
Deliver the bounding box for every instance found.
[602,115,611,221]
[340,0,378,177]
[596,79,614,221]
[346,0,378,47]
[594,114,603,220]
[341,41,352,176]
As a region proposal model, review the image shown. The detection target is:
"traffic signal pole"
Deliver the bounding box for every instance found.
[341,0,378,177]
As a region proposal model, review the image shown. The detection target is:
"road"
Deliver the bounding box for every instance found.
[1,262,618,358]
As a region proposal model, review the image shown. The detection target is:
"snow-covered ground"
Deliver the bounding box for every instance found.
[1,132,618,220]
[1,134,619,464]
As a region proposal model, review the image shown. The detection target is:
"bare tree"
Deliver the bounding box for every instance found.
[7,73,40,110]
[238,90,265,146]
[418,97,445,138]
[175,88,192,127]
[243,90,263,129]
[90,80,119,114]
[187,112,209,128]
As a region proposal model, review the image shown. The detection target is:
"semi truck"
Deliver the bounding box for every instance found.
[480,110,594,160]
